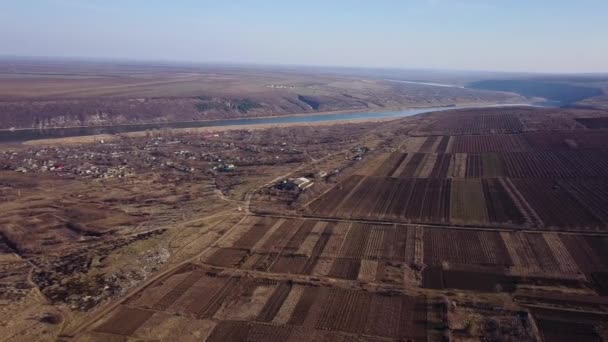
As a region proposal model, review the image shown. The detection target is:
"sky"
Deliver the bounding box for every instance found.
[1,0,607,73]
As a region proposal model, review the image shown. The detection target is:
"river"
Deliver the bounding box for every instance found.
[0,103,538,143]
[385,79,465,88]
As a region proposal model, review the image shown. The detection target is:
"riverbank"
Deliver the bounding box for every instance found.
[3,102,537,144]
[20,117,397,146]
[0,100,517,133]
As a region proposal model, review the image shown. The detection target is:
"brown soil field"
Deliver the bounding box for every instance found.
[194,216,608,297]
[576,117,608,129]
[87,266,433,341]
[419,112,524,135]
[306,176,527,227]
[531,307,608,342]
[449,131,608,153]
[413,107,608,135]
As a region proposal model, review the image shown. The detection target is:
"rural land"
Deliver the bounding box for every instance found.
[1,61,608,341]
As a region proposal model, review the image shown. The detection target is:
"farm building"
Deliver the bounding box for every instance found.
[216,163,236,172]
[276,177,314,191]
[293,177,314,189]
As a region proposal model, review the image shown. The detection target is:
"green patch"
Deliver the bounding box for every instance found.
[195,102,227,112]
[195,98,261,113]
[234,99,262,113]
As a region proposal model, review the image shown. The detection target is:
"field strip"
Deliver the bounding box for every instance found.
[445,136,455,153]
[542,233,580,274]
[330,176,366,216]
[301,181,342,209]
[251,218,286,252]
[500,178,545,228]
[272,285,305,324]
[358,260,378,282]
[415,153,438,178]
[191,264,424,298]
[413,226,424,266]
[297,221,327,256]
[404,226,417,264]
[516,304,608,317]
[335,222,354,258]
[252,213,608,236]
[391,153,413,177]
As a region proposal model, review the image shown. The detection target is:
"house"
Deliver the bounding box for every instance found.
[217,163,236,172]
[275,177,314,191]
[293,177,313,189]
[315,171,328,179]
[276,180,298,191]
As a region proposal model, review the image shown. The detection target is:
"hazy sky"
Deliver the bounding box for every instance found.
[1,0,607,73]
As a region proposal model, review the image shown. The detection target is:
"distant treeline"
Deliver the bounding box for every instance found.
[467,79,603,105]
[196,98,262,113]
[298,95,321,110]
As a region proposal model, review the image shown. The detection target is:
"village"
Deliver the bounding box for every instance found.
[0,124,375,198]
[0,131,305,183]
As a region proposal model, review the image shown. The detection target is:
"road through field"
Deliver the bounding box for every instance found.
[255,212,608,237]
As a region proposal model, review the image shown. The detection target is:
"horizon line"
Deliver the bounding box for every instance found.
[1,55,608,77]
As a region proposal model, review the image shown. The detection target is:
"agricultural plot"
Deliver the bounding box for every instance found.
[327,137,608,230]
[307,175,526,228]
[423,228,512,266]
[478,150,608,178]
[80,214,608,340]
[511,179,608,230]
[429,153,452,178]
[450,179,489,225]
[202,216,608,288]
[501,150,608,179]
[558,234,608,273]
[86,265,432,341]
[576,117,608,129]
[450,131,608,153]
[373,152,408,177]
[420,112,524,135]
[305,175,364,214]
[450,134,530,153]
[521,131,608,150]
[358,150,608,180]
[308,177,455,224]
[515,291,608,314]
[531,307,608,342]
[420,227,608,293]
[422,227,608,275]
[422,264,516,292]
[482,179,527,225]
[434,136,451,153]
[418,135,440,153]
[201,218,413,285]
[400,136,429,153]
